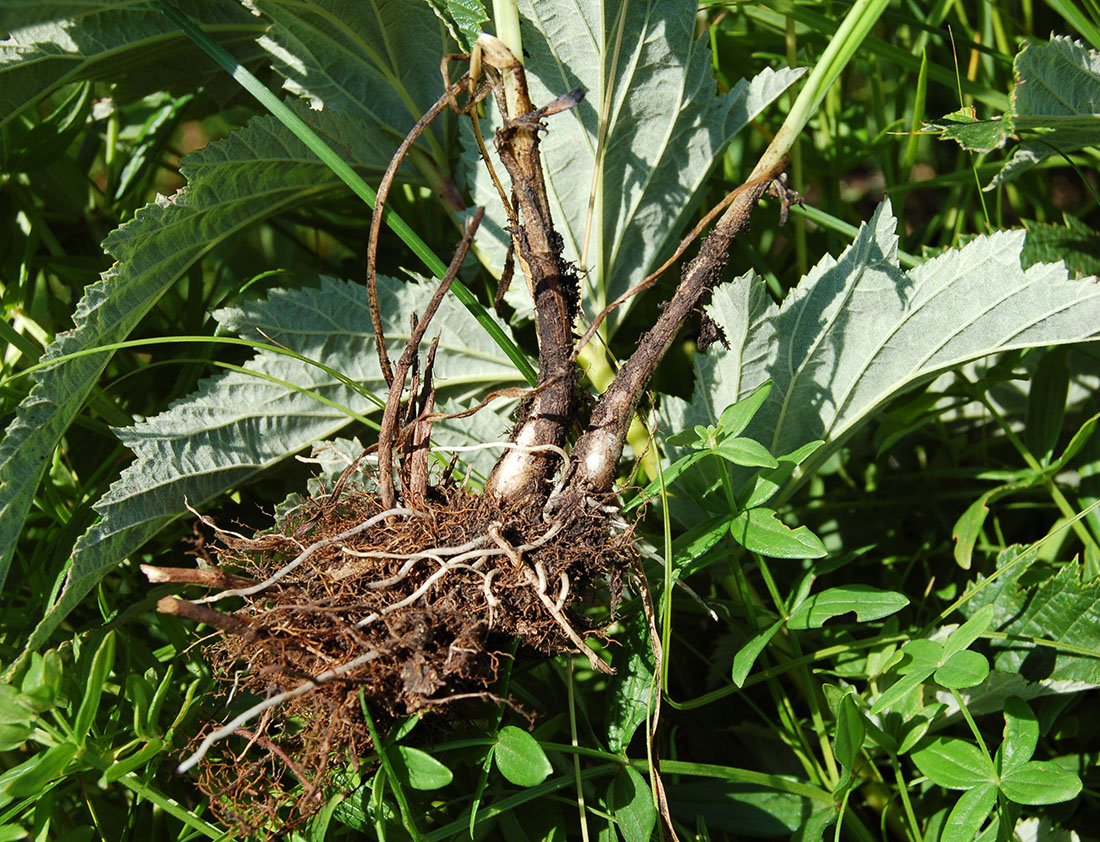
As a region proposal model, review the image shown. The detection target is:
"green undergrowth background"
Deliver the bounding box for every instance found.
[2,1,1100,840]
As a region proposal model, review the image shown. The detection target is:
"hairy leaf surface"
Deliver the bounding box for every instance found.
[462,0,802,330]
[253,0,453,165]
[663,200,1100,516]
[0,113,364,600]
[0,0,263,129]
[18,275,523,661]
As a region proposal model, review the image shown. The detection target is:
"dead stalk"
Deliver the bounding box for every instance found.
[141,565,256,590]
[473,36,584,505]
[377,208,484,509]
[367,72,490,387]
[551,159,789,511]
[156,596,254,635]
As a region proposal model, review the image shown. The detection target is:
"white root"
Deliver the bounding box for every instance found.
[191,508,422,605]
[487,524,614,675]
[176,647,384,774]
[177,510,581,777]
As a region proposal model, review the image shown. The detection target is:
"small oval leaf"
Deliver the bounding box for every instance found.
[1000,696,1038,770]
[942,782,997,842]
[911,737,995,790]
[712,438,778,469]
[934,649,989,689]
[494,726,552,787]
[391,746,453,791]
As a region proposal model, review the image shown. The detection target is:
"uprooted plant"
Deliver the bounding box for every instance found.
[140,34,791,832]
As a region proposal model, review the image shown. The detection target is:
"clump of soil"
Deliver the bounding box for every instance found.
[172,480,633,832]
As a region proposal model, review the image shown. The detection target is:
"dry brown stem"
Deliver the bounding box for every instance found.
[366,71,491,387]
[157,596,254,636]
[141,565,255,590]
[377,207,483,509]
[553,159,789,510]
[474,36,584,506]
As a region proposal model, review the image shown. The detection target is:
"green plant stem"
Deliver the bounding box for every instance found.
[565,661,591,842]
[360,691,424,842]
[951,688,992,759]
[153,0,536,386]
[751,0,891,180]
[964,379,1099,557]
[892,755,923,842]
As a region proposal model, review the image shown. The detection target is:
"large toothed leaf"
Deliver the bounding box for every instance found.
[252,0,453,160]
[461,0,802,331]
[663,199,1100,515]
[0,112,375,599]
[991,36,1100,187]
[964,547,1100,686]
[0,1,264,129]
[17,275,523,660]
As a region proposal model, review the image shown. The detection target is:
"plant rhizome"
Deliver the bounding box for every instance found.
[146,37,789,834]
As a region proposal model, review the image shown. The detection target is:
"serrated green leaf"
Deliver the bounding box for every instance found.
[663,201,1100,514]
[999,761,1082,805]
[788,585,908,630]
[1022,215,1100,278]
[14,274,521,664]
[965,551,1100,685]
[924,110,1013,153]
[1000,696,1038,770]
[419,0,486,50]
[464,0,802,331]
[729,508,827,559]
[0,1,263,130]
[942,782,996,842]
[934,649,990,689]
[0,114,350,600]
[610,766,656,842]
[911,737,995,790]
[991,36,1100,187]
[253,0,451,165]
[494,726,553,787]
[732,619,784,687]
[391,746,453,791]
